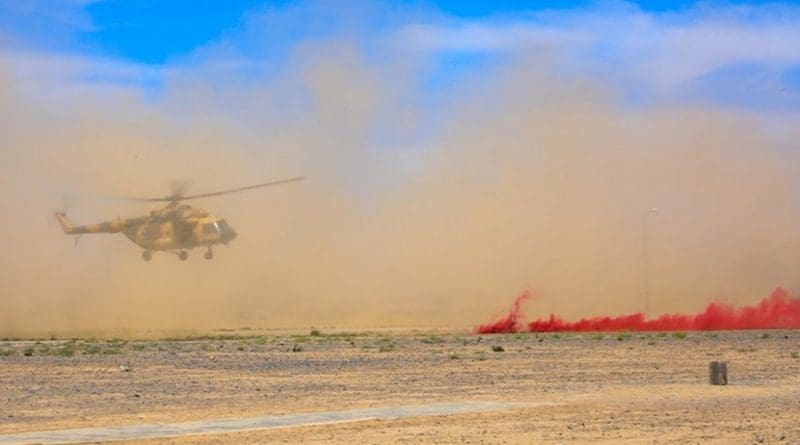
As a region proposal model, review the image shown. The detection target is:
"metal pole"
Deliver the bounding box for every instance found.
[642,208,658,319]
[643,214,650,319]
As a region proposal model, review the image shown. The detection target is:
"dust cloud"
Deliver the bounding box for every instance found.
[1,34,799,338]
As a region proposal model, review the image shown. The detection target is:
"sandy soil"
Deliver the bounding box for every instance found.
[1,330,799,443]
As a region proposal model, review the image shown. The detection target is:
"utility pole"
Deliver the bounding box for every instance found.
[642,207,659,319]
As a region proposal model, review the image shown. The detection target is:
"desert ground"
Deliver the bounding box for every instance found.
[1,330,799,444]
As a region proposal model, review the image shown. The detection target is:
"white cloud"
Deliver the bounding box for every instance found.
[0,49,161,106]
[396,2,800,90]
[398,23,594,52]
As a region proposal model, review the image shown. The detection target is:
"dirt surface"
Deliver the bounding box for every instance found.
[1,330,799,443]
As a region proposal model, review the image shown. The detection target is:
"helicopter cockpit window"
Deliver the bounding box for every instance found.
[203,223,220,235]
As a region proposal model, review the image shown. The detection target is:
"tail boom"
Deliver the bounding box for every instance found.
[55,212,128,234]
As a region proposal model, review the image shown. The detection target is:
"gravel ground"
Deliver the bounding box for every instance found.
[1,330,799,443]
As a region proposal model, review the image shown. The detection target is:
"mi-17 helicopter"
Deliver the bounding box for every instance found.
[55,176,304,261]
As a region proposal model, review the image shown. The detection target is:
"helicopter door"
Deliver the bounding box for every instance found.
[174,221,193,244]
[142,223,160,240]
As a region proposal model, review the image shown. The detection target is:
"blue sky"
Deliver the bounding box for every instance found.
[78,0,701,64]
[3,0,762,63]
[2,0,800,112]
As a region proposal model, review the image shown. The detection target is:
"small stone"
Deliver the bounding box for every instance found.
[119,365,130,372]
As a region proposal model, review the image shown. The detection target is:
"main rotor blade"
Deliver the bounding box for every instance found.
[107,176,305,202]
[175,176,306,201]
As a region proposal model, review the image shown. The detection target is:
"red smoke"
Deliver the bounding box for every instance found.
[476,288,800,333]
[475,289,532,333]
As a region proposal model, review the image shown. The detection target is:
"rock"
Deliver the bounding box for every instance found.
[119,365,130,372]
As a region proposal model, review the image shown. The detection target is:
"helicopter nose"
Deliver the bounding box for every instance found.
[222,224,237,243]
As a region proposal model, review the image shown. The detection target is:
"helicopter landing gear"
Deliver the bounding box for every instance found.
[178,250,188,261]
[142,251,152,261]
[204,247,214,260]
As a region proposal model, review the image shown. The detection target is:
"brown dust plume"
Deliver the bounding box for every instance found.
[1,44,799,338]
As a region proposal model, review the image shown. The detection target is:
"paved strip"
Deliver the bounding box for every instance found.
[0,401,531,445]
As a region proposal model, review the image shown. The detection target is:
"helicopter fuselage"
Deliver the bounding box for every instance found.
[55,204,237,261]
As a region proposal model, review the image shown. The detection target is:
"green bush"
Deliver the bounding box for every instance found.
[55,346,75,357]
[253,336,269,345]
[292,335,311,344]
[83,345,102,355]
[420,336,445,344]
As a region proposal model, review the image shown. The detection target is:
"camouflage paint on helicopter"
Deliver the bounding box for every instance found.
[55,176,304,261]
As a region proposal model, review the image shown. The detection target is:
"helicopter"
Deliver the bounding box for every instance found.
[55,176,304,261]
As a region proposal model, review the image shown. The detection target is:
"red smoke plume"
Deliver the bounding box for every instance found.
[476,288,800,333]
[475,290,532,333]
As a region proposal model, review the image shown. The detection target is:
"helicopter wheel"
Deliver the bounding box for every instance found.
[142,251,152,261]
[204,249,213,260]
[178,251,188,261]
